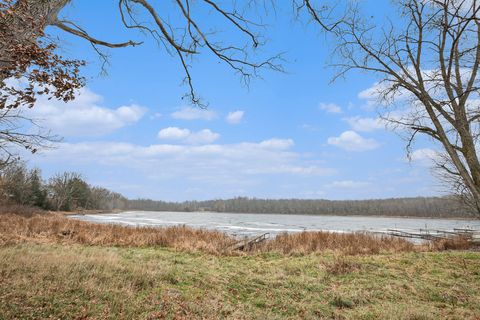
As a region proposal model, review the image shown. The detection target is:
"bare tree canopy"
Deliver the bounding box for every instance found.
[301,0,480,213]
[5,0,478,211]
[0,108,58,167]
[0,0,281,108]
[0,0,282,163]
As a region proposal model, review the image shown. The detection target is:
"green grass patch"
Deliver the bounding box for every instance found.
[0,244,479,319]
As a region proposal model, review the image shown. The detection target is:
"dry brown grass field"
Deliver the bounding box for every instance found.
[1,212,472,255]
[0,211,479,319]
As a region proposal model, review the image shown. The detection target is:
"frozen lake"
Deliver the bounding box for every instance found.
[71,210,480,237]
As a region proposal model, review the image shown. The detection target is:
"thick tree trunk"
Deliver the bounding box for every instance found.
[450,98,480,210]
[420,97,480,211]
[458,131,480,210]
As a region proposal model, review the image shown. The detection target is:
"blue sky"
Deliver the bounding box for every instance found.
[24,1,442,201]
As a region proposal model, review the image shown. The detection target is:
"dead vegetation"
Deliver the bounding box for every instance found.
[1,244,479,319]
[429,235,474,251]
[260,230,415,255]
[324,257,361,275]
[0,212,476,255]
[0,213,235,254]
[0,203,45,217]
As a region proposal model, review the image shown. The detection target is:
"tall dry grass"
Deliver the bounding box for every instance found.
[260,231,415,255]
[0,204,45,217]
[0,212,473,255]
[0,213,235,254]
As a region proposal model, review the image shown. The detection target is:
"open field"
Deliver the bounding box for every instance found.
[0,213,479,319]
[0,244,479,319]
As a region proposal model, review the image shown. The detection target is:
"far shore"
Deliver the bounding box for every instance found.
[59,208,126,216]
[66,209,480,221]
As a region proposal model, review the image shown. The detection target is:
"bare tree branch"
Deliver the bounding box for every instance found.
[53,20,142,49]
[306,0,480,213]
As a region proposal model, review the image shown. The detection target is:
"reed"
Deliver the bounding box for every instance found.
[0,213,235,254]
[259,230,415,255]
[0,212,474,255]
[429,235,473,251]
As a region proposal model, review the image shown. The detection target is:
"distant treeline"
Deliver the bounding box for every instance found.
[0,161,476,218]
[127,197,475,218]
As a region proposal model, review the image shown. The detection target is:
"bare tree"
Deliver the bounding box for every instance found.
[300,0,480,213]
[0,160,47,206]
[0,0,82,162]
[0,108,59,167]
[1,0,281,107]
[48,171,84,211]
[0,0,281,163]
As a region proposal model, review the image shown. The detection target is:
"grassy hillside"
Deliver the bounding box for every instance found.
[1,244,479,319]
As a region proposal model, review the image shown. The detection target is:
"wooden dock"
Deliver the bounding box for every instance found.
[386,228,480,243]
[227,233,270,251]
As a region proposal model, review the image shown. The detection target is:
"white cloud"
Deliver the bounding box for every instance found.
[150,112,162,120]
[327,131,380,151]
[186,129,220,144]
[319,102,342,114]
[226,110,244,124]
[358,84,382,101]
[258,138,294,150]
[327,180,371,189]
[36,139,335,183]
[344,116,386,132]
[158,127,191,140]
[171,107,217,120]
[409,148,440,166]
[158,127,220,144]
[27,88,146,137]
[358,68,476,107]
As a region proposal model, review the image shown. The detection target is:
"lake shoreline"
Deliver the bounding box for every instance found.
[72,209,479,221]
[70,210,480,239]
